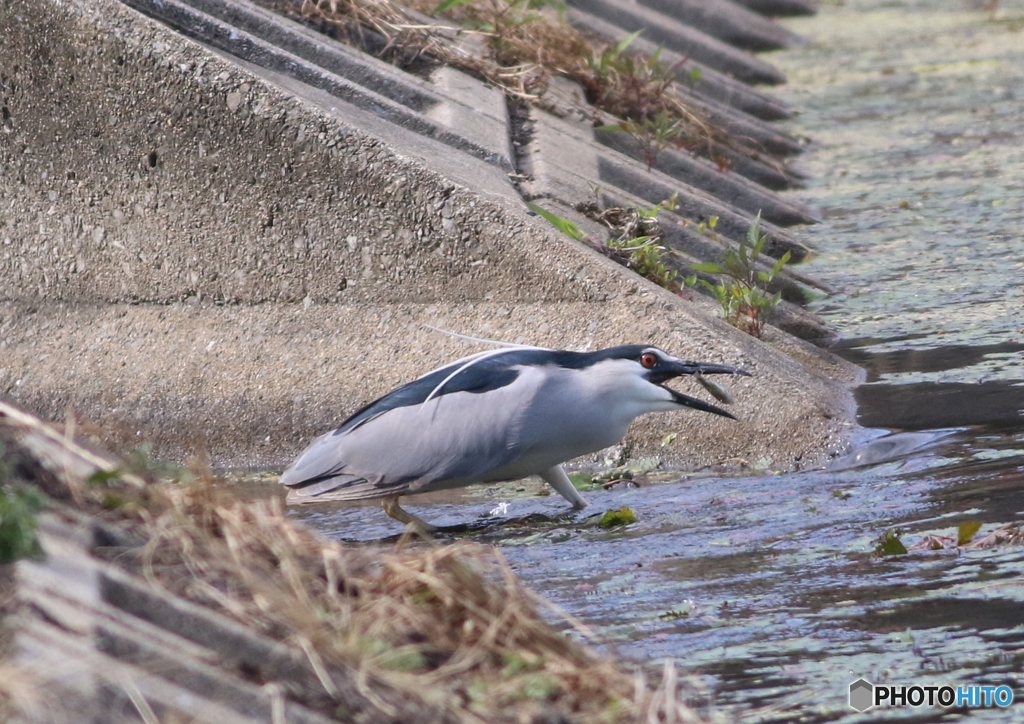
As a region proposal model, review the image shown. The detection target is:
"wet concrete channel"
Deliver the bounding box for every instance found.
[280,0,1024,721]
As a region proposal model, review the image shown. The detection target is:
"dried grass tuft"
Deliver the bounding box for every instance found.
[91,472,709,723]
[258,0,741,161]
[1,401,711,723]
[97,473,712,720]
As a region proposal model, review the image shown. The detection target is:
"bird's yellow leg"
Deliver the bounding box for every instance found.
[382,495,437,536]
[539,465,588,510]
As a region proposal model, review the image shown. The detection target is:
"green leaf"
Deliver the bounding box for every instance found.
[752,234,766,259]
[875,529,907,556]
[746,210,763,247]
[433,0,475,12]
[689,262,723,273]
[614,29,643,56]
[957,520,983,546]
[595,123,628,133]
[770,251,791,277]
[688,67,702,83]
[567,472,600,491]
[527,203,585,241]
[87,468,125,486]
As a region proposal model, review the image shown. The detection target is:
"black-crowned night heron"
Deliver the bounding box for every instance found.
[280,343,748,532]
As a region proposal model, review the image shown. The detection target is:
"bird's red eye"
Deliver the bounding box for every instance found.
[640,353,658,369]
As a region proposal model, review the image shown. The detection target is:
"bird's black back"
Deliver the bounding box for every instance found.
[334,345,649,435]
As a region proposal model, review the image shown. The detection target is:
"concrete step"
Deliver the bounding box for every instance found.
[520,109,813,261]
[731,0,820,17]
[566,0,787,85]
[636,0,807,51]
[121,0,514,170]
[594,127,816,226]
[12,510,344,724]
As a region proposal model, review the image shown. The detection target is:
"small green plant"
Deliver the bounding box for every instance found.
[585,30,644,92]
[0,441,46,563]
[0,485,47,563]
[527,202,585,240]
[599,112,688,171]
[685,211,790,338]
[587,36,681,116]
[695,214,718,235]
[594,196,681,291]
[433,0,565,67]
[529,201,681,293]
[606,236,678,291]
[589,36,695,170]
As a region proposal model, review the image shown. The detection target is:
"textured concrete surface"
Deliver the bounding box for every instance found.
[733,0,819,17]
[636,0,807,51]
[123,0,516,169]
[0,0,859,470]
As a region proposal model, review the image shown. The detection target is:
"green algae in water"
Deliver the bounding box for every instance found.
[957,520,983,546]
[599,507,638,528]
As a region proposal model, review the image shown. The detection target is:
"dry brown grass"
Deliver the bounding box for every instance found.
[119,475,708,723]
[1,401,711,724]
[262,0,730,159]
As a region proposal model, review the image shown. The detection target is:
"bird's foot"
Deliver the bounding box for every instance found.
[382,495,437,537]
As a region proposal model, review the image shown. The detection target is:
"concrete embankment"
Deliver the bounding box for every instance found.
[0,0,860,470]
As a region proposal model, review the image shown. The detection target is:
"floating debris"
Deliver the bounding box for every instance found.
[599,506,638,529]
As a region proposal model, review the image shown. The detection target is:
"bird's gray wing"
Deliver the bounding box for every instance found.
[280,364,549,501]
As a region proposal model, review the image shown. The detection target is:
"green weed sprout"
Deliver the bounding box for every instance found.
[686,211,790,338]
[0,485,46,563]
[529,201,680,292]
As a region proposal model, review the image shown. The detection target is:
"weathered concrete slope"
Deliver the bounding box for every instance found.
[0,0,859,471]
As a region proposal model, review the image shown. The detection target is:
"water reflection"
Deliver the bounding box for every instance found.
[834,339,1024,383]
[856,381,1024,430]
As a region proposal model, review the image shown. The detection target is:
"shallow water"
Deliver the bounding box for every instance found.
[283,423,1024,722]
[281,0,1024,720]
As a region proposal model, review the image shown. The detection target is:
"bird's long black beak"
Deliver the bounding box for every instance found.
[665,388,736,419]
